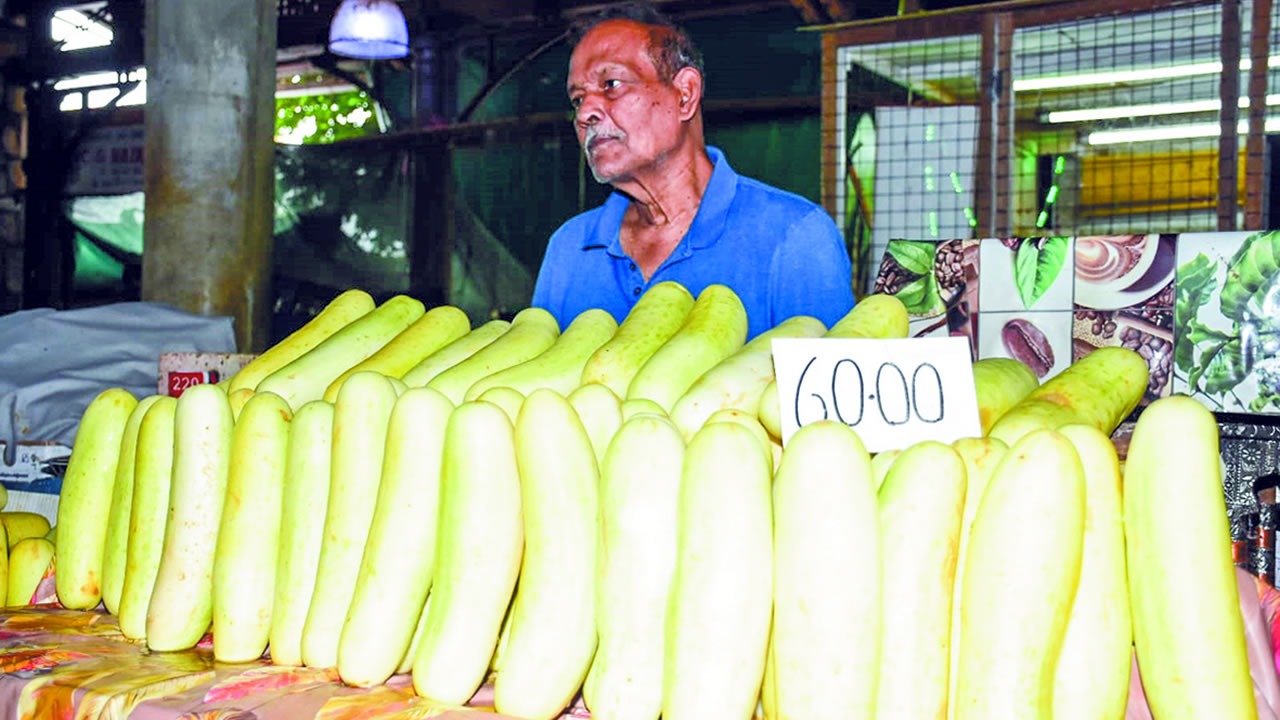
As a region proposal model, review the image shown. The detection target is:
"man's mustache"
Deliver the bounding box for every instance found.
[583,126,626,152]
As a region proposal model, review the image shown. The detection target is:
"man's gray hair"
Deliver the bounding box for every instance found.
[569,2,705,84]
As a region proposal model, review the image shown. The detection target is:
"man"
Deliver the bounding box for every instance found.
[531,3,855,340]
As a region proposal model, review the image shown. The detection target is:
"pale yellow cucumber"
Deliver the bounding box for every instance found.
[669,315,826,441]
[228,289,376,393]
[757,380,782,441]
[705,408,775,474]
[490,586,517,675]
[146,384,234,651]
[954,430,1085,720]
[301,371,398,669]
[212,391,292,662]
[972,358,1039,435]
[869,450,900,491]
[621,397,667,421]
[581,281,696,398]
[413,401,523,704]
[875,441,966,720]
[477,386,525,424]
[494,389,599,720]
[1052,424,1132,720]
[946,436,1008,720]
[587,414,684,720]
[825,293,910,339]
[228,387,254,421]
[402,319,512,387]
[465,309,617,401]
[118,396,177,641]
[7,537,53,606]
[398,597,430,675]
[257,294,425,411]
[988,346,1148,445]
[627,284,748,411]
[56,387,138,610]
[568,383,623,470]
[100,394,164,614]
[0,524,8,605]
[324,305,471,402]
[1124,396,1255,719]
[1,512,51,550]
[761,640,777,720]
[771,421,879,720]
[428,308,560,405]
[665,422,772,720]
[269,400,334,667]
[339,387,453,687]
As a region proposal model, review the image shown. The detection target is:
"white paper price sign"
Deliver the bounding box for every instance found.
[771,336,981,452]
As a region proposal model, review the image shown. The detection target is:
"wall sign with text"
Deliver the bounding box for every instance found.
[771,336,982,452]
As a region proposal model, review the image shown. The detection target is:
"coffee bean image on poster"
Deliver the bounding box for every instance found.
[977,310,1073,381]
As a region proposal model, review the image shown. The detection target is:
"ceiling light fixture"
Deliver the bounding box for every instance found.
[328,0,409,60]
[1014,56,1280,93]
[1044,95,1280,123]
[1085,117,1280,145]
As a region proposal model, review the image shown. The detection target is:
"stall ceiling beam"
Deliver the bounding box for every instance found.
[818,0,854,21]
[790,0,825,24]
[141,0,278,352]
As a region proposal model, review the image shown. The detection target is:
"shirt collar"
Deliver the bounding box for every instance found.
[581,146,738,255]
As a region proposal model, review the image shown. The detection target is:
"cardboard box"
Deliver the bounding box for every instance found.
[0,440,71,524]
[158,352,256,397]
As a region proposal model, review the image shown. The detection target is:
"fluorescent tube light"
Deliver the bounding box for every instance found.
[1045,95,1280,123]
[1014,57,1280,93]
[1086,117,1280,145]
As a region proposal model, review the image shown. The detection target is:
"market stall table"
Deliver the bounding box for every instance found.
[0,604,589,720]
[3,567,1280,720]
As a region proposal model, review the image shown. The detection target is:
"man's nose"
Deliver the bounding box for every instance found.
[575,94,604,127]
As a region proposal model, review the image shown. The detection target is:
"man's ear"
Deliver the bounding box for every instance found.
[672,66,703,122]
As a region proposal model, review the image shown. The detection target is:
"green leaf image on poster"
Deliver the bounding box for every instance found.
[1014,237,1068,310]
[1175,231,1280,413]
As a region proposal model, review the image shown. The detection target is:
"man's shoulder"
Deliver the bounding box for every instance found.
[731,175,835,229]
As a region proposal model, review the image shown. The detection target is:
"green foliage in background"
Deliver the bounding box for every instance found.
[275,83,380,145]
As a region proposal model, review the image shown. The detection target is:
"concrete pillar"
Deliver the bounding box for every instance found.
[142,0,278,352]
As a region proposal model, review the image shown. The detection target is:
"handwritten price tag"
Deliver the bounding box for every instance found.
[771,336,981,452]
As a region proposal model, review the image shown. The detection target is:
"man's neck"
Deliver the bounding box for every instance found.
[615,142,715,280]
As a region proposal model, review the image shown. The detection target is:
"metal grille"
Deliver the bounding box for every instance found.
[836,36,982,287]
[827,0,1269,294]
[1014,4,1227,236]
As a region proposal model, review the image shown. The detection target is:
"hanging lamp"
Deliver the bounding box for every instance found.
[328,0,410,59]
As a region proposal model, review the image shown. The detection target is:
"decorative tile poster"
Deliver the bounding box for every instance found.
[872,231,1278,416]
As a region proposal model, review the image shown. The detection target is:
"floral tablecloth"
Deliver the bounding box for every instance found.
[0,605,590,720]
[3,568,1280,720]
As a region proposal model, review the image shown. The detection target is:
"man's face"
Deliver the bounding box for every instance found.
[567,20,685,184]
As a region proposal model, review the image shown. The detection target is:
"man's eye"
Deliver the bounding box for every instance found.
[569,96,583,109]
[604,79,622,90]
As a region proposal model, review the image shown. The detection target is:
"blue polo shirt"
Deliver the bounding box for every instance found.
[531,147,855,340]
